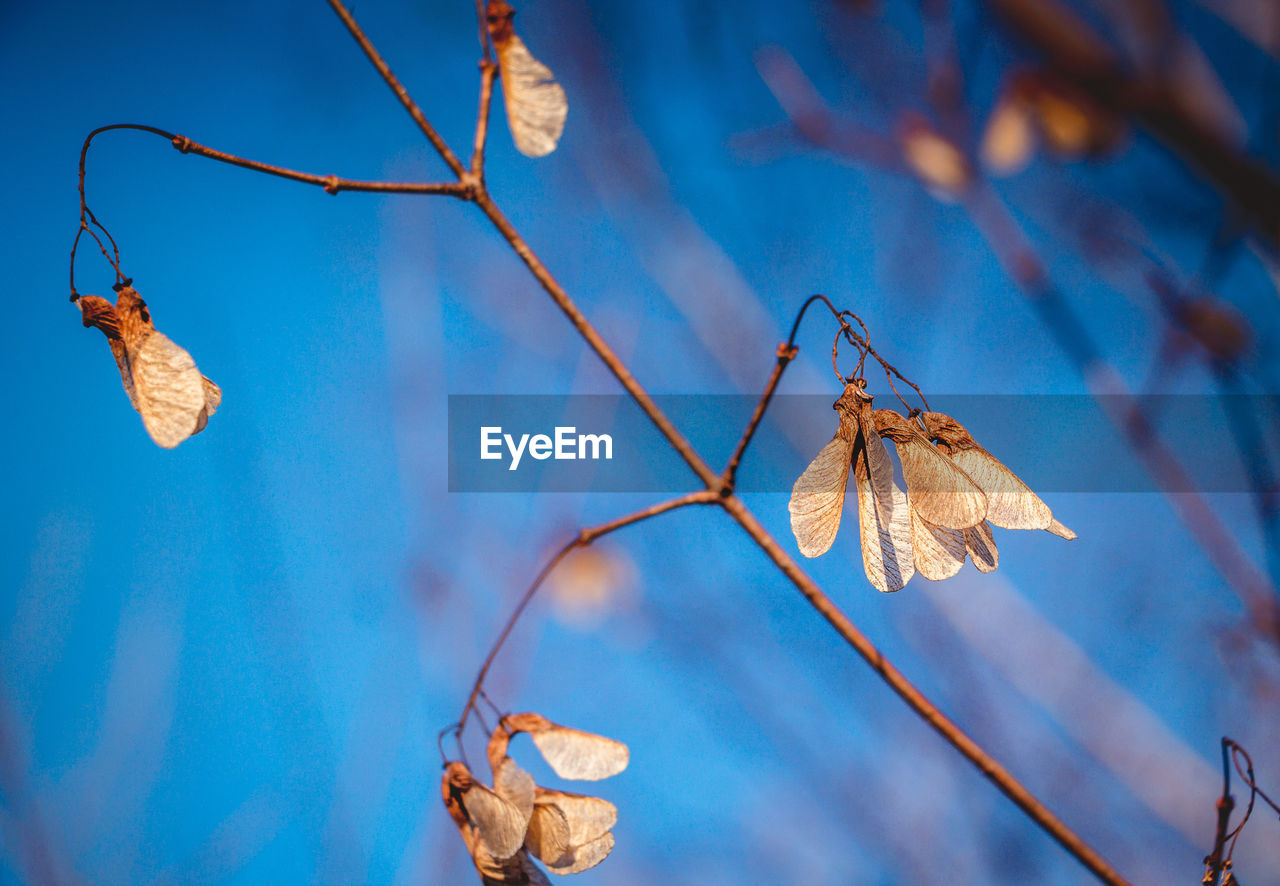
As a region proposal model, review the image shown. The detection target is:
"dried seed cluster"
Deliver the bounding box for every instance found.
[789,381,1074,592]
[443,713,628,884]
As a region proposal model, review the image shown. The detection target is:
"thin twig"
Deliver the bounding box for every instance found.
[470,60,498,178]
[68,123,468,298]
[722,342,797,489]
[712,494,1127,884]
[453,491,719,738]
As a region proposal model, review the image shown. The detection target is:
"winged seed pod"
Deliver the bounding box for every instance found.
[497,712,629,781]
[897,113,972,202]
[981,79,1037,175]
[79,286,220,448]
[487,0,568,158]
[467,714,626,880]
[789,383,914,593]
[918,411,1073,536]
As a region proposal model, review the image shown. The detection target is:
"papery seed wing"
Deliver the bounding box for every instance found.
[494,31,567,157]
[534,788,617,846]
[945,448,1051,531]
[876,410,986,529]
[1047,518,1077,540]
[465,776,532,860]
[909,507,966,581]
[525,801,571,867]
[852,432,914,592]
[545,832,615,875]
[981,95,1035,175]
[505,713,629,781]
[964,521,999,573]
[193,376,223,436]
[530,724,628,782]
[789,421,856,558]
[920,412,1051,530]
[494,756,536,823]
[128,330,212,449]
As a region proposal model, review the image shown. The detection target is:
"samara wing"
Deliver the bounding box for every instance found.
[788,420,856,558]
[964,521,999,573]
[909,508,966,581]
[874,410,986,530]
[852,428,915,592]
[921,411,1051,530]
[488,0,568,158]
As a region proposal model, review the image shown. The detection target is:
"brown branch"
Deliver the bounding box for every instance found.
[986,0,1280,251]
[1204,737,1236,886]
[453,490,720,736]
[313,5,1129,881]
[713,495,1127,885]
[470,60,498,179]
[722,342,797,489]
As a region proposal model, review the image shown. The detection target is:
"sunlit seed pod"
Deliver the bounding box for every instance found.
[788,400,857,558]
[533,787,617,847]
[79,286,220,448]
[524,801,572,867]
[849,390,914,592]
[981,88,1037,175]
[444,759,534,861]
[919,411,1077,542]
[873,410,987,530]
[789,384,915,590]
[897,113,972,202]
[487,0,568,158]
[503,712,629,781]
[547,545,637,628]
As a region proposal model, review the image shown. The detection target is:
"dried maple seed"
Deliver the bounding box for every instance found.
[897,113,972,201]
[500,712,629,781]
[919,411,1074,538]
[79,286,220,448]
[873,409,987,530]
[487,0,568,158]
[789,383,914,592]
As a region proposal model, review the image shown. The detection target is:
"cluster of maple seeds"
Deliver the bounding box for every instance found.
[442,713,628,884]
[789,380,1074,593]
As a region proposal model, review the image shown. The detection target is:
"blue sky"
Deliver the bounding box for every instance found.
[4,0,1280,883]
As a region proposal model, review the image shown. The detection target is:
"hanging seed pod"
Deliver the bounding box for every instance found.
[919,411,1074,537]
[79,286,220,448]
[981,76,1037,175]
[873,409,987,530]
[498,712,629,781]
[897,113,972,202]
[487,0,568,158]
[790,383,914,592]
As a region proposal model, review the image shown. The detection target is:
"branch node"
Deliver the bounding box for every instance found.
[324,175,341,195]
[171,135,193,154]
